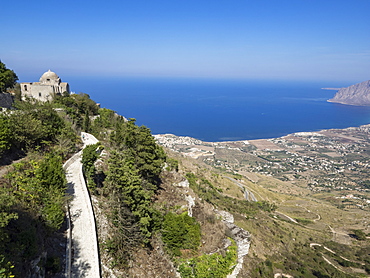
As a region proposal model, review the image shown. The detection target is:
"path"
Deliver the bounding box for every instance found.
[275,211,299,224]
[224,176,258,202]
[296,204,321,222]
[310,243,360,274]
[64,132,100,277]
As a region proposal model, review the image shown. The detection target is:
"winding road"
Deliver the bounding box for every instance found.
[224,176,258,202]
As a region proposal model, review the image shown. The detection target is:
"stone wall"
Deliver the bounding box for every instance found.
[0,93,14,108]
[21,82,70,102]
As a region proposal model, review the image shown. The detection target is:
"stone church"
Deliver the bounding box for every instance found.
[20,70,70,101]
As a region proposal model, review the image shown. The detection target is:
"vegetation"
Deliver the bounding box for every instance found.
[0,67,96,275]
[0,61,18,93]
[1,63,369,277]
[0,115,11,156]
[252,244,358,278]
[294,217,313,225]
[351,229,367,241]
[0,101,78,159]
[0,153,66,276]
[110,118,166,187]
[96,118,167,267]
[0,72,168,272]
[166,157,179,172]
[162,212,201,256]
[52,92,99,132]
[178,239,237,278]
[185,172,277,215]
[82,142,102,188]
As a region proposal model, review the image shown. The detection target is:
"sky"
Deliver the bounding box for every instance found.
[1,0,369,83]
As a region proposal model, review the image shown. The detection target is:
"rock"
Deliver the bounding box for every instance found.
[0,92,13,109]
[214,209,234,223]
[328,80,370,106]
[214,210,251,278]
[185,195,195,217]
[175,179,189,188]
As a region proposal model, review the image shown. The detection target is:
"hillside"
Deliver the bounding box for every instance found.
[0,76,369,277]
[154,130,370,277]
[329,80,370,106]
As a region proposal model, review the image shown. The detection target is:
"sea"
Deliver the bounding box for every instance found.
[65,77,370,142]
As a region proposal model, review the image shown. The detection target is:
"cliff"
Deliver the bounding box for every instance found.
[328,79,370,106]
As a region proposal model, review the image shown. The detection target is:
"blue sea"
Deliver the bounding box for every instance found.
[65,77,370,142]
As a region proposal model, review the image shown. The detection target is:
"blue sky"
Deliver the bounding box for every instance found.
[1,0,369,83]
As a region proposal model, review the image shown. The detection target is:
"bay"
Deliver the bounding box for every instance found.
[65,77,370,142]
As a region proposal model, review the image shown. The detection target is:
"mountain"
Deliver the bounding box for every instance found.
[2,74,370,277]
[328,79,370,106]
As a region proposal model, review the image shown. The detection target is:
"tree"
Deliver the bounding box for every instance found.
[107,151,155,241]
[82,143,101,187]
[111,119,166,189]
[162,212,201,256]
[9,101,66,150]
[0,115,12,156]
[0,61,18,93]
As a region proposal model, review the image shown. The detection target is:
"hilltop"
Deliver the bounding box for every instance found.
[329,80,370,106]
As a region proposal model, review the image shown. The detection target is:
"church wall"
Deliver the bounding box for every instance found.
[30,84,54,101]
[20,71,70,102]
[61,83,70,94]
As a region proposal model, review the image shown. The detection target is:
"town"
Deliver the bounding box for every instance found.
[155,125,370,210]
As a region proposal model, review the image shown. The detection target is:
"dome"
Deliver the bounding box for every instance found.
[39,69,61,83]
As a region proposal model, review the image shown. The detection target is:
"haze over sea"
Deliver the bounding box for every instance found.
[67,77,370,142]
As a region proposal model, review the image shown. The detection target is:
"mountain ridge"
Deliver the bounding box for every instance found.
[328,79,370,106]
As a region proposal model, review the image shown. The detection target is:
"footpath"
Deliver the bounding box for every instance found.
[64,132,100,277]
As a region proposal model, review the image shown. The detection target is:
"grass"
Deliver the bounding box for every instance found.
[172,146,370,277]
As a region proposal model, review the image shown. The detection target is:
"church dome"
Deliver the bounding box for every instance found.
[39,70,61,84]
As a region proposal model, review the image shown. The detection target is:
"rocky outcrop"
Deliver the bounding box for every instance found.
[0,92,13,108]
[214,210,251,278]
[328,80,370,106]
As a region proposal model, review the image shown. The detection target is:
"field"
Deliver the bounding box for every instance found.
[156,126,370,277]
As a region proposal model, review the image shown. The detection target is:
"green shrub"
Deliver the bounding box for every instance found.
[185,173,276,216]
[82,143,102,188]
[162,212,201,256]
[42,200,65,231]
[0,255,14,278]
[178,239,237,278]
[166,158,179,172]
[5,154,66,231]
[294,217,313,225]
[351,229,367,241]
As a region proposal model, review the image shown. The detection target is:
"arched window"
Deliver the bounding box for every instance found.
[24,85,27,91]
[39,92,42,97]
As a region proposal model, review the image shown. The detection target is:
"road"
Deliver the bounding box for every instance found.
[65,132,100,277]
[224,176,258,202]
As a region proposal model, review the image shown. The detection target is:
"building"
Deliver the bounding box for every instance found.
[20,70,70,101]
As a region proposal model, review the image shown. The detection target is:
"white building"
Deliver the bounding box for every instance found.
[20,70,70,101]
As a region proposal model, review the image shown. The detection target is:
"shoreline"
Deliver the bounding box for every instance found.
[327,99,370,106]
[155,122,370,145]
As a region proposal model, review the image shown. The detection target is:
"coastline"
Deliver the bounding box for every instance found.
[154,122,370,161]
[327,98,370,106]
[155,121,370,146]
[87,78,370,142]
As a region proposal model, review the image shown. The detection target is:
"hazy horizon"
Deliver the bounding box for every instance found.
[1,0,369,84]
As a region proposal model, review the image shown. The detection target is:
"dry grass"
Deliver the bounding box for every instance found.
[249,139,283,150]
[161,145,370,276]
